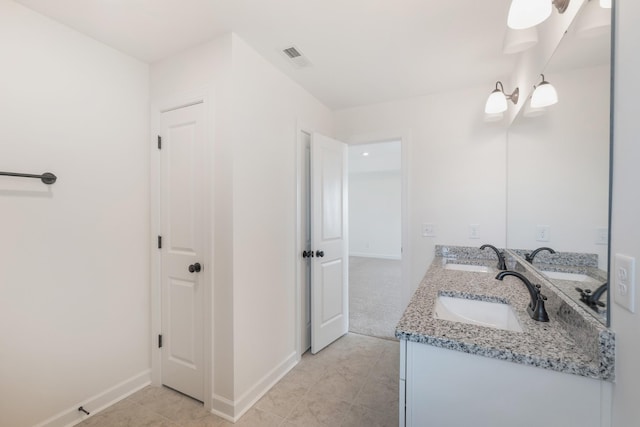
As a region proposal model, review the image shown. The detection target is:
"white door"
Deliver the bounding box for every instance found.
[160,103,205,401]
[310,132,349,354]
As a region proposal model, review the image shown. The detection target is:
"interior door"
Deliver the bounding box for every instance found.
[160,103,205,401]
[310,132,349,354]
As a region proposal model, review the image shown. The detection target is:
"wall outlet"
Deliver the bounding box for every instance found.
[422,223,435,237]
[469,224,480,239]
[595,227,608,245]
[536,225,550,242]
[614,253,636,313]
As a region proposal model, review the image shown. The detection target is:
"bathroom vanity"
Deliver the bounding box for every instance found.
[396,247,615,427]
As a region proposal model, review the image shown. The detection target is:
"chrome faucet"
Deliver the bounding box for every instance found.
[495,270,550,322]
[576,282,607,312]
[525,247,556,263]
[480,244,507,270]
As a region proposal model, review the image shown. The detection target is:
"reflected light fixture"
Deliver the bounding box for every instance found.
[361,152,369,157]
[600,0,612,8]
[508,0,571,30]
[485,81,520,114]
[530,74,558,108]
[576,0,612,38]
[524,89,547,117]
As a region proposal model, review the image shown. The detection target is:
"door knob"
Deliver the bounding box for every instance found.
[302,250,314,258]
[188,263,202,273]
[316,250,324,258]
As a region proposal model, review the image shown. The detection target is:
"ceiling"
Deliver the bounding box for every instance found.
[15,0,517,110]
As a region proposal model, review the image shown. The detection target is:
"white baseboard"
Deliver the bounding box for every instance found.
[210,351,298,422]
[34,370,151,427]
[349,252,401,260]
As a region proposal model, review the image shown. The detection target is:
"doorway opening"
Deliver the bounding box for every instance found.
[296,131,404,357]
[347,140,403,339]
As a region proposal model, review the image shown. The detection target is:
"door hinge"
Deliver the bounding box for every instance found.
[157,135,162,150]
[158,334,163,348]
[158,235,162,249]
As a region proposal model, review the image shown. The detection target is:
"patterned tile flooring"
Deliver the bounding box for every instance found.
[77,333,399,427]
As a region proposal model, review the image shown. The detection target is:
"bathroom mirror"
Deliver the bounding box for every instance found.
[506,1,612,325]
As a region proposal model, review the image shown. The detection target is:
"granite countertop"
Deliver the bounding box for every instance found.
[395,255,615,381]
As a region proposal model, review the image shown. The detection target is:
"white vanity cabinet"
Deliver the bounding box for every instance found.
[399,339,611,427]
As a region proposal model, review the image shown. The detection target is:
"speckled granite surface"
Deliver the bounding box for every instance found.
[511,248,599,268]
[395,253,615,381]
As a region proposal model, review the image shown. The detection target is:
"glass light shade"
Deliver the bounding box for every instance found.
[600,0,612,8]
[503,26,539,54]
[530,82,558,108]
[508,0,552,29]
[485,90,508,114]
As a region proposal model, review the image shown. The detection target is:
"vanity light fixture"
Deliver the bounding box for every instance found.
[507,0,571,30]
[485,81,519,114]
[524,91,547,118]
[530,74,558,108]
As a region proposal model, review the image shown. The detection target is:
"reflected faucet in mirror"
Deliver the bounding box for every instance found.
[525,246,556,263]
[480,244,507,270]
[480,245,507,270]
[495,271,550,322]
[576,282,607,313]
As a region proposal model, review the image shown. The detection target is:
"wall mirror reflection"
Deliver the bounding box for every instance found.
[507,1,612,325]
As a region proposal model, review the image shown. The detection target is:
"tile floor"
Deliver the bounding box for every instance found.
[77,333,399,427]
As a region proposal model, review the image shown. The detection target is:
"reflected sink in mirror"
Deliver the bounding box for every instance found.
[434,295,523,332]
[444,263,491,273]
[541,271,598,283]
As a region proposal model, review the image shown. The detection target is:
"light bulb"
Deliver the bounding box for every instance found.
[508,0,552,30]
[531,81,558,108]
[485,90,508,114]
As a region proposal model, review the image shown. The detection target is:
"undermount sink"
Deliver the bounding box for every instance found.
[444,263,491,273]
[434,295,523,332]
[541,271,596,283]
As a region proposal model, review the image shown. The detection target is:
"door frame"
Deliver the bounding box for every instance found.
[150,89,213,410]
[294,121,313,358]
[295,125,411,358]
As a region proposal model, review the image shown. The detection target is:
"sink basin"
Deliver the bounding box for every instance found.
[434,295,523,332]
[541,271,595,283]
[444,263,491,273]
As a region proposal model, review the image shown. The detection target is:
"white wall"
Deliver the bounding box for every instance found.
[349,171,402,259]
[0,2,150,426]
[508,64,610,269]
[334,86,507,293]
[230,34,333,410]
[151,32,333,420]
[610,0,640,425]
[150,33,236,410]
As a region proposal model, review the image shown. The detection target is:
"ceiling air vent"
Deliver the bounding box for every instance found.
[281,45,311,68]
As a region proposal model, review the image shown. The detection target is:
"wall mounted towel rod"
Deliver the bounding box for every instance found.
[0,171,57,184]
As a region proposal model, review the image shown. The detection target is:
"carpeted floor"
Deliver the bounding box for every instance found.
[349,256,403,340]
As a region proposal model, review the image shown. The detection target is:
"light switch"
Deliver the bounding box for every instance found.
[469,224,480,239]
[595,227,608,245]
[614,253,636,313]
[422,223,435,237]
[536,225,550,242]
